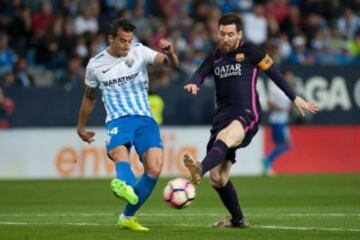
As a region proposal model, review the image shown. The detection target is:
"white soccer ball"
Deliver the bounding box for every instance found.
[163,178,196,209]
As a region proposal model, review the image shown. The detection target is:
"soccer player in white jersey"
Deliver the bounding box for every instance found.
[76,19,179,231]
[263,69,293,175]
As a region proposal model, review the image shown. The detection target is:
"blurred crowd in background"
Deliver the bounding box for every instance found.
[0,0,359,90]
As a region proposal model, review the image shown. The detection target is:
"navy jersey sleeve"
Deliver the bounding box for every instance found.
[188,53,215,86]
[248,43,296,101]
[265,66,296,101]
[247,43,274,70]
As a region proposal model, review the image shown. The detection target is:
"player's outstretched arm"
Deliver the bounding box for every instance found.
[264,66,319,116]
[77,86,97,143]
[293,96,319,117]
[250,43,319,117]
[155,39,179,69]
[184,53,213,96]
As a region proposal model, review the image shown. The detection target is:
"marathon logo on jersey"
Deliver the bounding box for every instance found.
[102,72,139,87]
[214,63,242,78]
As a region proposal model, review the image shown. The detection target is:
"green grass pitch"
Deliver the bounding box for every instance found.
[0,175,359,240]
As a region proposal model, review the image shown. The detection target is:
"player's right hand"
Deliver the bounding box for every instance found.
[184,84,200,95]
[77,128,95,144]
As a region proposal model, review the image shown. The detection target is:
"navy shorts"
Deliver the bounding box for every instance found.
[207,113,259,163]
[106,115,163,157]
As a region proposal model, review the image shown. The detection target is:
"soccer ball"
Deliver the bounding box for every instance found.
[163,178,196,209]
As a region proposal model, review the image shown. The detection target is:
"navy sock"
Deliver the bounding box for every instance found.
[115,161,136,187]
[123,173,158,216]
[214,181,244,226]
[201,140,229,175]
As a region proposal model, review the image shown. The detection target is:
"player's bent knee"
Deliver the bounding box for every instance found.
[209,173,227,188]
[108,146,130,162]
[143,157,163,177]
[145,165,162,177]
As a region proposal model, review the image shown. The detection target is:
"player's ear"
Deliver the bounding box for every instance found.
[238,31,243,40]
[108,34,114,44]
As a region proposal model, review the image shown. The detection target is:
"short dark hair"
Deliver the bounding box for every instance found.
[218,13,243,32]
[109,18,136,37]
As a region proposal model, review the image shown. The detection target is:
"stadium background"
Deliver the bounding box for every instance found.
[0,0,359,239]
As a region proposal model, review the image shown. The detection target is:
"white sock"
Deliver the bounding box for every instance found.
[119,213,131,220]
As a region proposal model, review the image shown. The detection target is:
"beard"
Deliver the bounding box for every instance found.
[118,49,129,57]
[219,43,234,53]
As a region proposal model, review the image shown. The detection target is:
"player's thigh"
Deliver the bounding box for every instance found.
[134,117,163,156]
[106,117,136,157]
[216,120,245,148]
[209,161,232,188]
[108,145,131,162]
[141,147,164,177]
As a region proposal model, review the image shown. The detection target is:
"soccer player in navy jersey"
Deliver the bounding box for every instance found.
[183,13,319,228]
[76,19,178,231]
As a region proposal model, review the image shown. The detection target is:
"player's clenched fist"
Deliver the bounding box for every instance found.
[159,39,173,55]
[77,128,95,144]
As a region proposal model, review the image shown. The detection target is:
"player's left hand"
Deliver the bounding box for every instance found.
[159,39,173,55]
[184,84,200,95]
[294,96,319,116]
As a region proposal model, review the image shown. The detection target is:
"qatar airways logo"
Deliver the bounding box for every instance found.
[214,64,242,78]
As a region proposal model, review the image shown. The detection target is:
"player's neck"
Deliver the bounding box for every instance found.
[107,47,126,58]
[234,39,242,50]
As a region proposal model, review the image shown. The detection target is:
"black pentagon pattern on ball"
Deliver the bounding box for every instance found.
[171,189,186,209]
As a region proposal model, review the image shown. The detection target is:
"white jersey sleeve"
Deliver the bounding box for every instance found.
[137,43,158,64]
[85,61,98,88]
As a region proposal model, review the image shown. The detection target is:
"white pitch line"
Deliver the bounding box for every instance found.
[252,225,360,233]
[0,221,359,233]
[0,213,359,217]
[0,213,112,217]
[283,213,360,217]
[139,213,360,217]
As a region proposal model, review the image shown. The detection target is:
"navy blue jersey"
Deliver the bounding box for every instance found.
[189,42,296,124]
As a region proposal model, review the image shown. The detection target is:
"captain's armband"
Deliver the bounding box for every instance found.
[257,54,273,71]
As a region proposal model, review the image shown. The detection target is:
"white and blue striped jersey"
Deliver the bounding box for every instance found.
[85,43,158,123]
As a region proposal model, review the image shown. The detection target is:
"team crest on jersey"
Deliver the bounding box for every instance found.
[235,53,245,62]
[124,58,134,68]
